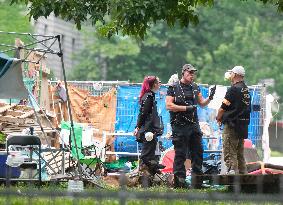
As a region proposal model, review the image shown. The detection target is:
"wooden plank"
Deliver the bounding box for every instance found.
[0,116,25,124]
[15,105,32,111]
[2,128,22,131]
[19,110,34,119]
[5,110,26,117]
[0,104,17,114]
[197,174,283,185]
[0,123,8,131]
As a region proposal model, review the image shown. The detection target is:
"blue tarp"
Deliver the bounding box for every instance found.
[114,85,262,154]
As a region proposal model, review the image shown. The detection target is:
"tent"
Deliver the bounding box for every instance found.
[0,53,27,99]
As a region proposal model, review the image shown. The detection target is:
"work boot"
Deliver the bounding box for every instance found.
[173,176,186,189]
[191,174,205,189]
[147,160,165,175]
[138,164,153,187]
[157,164,166,169]
[139,164,151,177]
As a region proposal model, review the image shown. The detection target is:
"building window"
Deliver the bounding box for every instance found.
[71,38,76,67]
[61,34,65,51]
[44,24,48,35]
[72,38,75,53]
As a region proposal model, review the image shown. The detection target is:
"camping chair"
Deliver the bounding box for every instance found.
[6,135,42,186]
[61,121,108,178]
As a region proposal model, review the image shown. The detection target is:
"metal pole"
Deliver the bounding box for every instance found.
[1,36,56,53]
[0,30,57,38]
[56,35,83,179]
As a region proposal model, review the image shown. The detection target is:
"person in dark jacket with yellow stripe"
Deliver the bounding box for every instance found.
[216,66,251,175]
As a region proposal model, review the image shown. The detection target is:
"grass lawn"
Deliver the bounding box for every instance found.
[270,150,283,157]
[0,184,281,205]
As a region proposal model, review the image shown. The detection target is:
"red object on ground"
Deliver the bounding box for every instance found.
[160,150,175,173]
[249,168,283,175]
[244,139,253,148]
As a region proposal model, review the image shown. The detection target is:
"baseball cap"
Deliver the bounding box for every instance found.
[228,65,245,76]
[182,64,197,73]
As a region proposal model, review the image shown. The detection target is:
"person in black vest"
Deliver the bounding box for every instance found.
[166,64,216,188]
[133,76,164,177]
[216,66,251,175]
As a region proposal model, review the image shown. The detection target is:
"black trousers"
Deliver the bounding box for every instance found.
[140,137,158,166]
[172,123,203,179]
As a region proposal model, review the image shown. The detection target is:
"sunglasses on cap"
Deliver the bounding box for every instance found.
[185,70,196,74]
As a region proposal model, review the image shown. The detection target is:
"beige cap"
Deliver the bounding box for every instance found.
[228,65,245,76]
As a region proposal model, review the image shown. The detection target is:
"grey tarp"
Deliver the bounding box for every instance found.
[0,53,27,99]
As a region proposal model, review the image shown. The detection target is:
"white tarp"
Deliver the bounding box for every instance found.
[207,85,227,110]
[0,53,27,99]
[263,94,274,162]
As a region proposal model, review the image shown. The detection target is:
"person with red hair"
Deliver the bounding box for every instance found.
[133,76,163,178]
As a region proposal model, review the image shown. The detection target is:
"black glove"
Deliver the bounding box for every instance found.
[185,105,197,112]
[209,85,216,100]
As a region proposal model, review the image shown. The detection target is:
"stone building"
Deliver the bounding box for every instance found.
[32,14,84,79]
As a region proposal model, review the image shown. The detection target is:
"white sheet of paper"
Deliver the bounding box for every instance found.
[207,85,228,110]
[60,129,70,145]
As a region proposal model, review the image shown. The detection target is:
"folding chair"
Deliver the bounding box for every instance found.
[61,121,107,178]
[6,135,42,185]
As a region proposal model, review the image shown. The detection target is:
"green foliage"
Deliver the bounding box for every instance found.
[0,132,6,144]
[69,0,283,117]
[69,29,140,81]
[270,150,283,157]
[0,1,32,56]
[9,0,283,38]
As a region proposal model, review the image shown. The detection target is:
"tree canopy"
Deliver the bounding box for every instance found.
[10,0,283,38]
[0,1,32,53]
[69,0,283,116]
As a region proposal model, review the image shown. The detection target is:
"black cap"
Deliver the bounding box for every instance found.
[182,64,197,73]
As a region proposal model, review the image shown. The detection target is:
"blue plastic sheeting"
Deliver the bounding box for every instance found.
[249,87,262,147]
[0,154,20,178]
[0,53,13,78]
[114,85,262,154]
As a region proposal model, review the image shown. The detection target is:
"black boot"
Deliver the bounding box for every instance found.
[191,174,206,189]
[173,176,186,189]
[147,160,165,175]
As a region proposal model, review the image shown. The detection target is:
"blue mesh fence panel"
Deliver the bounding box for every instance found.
[114,85,141,152]
[114,84,264,156]
[248,87,263,148]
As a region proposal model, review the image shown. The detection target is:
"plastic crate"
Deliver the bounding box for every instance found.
[0,152,21,178]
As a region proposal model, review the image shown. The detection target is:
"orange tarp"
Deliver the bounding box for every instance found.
[67,85,117,139]
[49,84,117,160]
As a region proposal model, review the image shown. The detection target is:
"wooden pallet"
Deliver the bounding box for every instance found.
[0,103,56,134]
[42,149,70,175]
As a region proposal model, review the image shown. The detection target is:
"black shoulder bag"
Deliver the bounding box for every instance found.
[136,100,164,143]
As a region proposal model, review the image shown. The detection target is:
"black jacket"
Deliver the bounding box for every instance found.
[136,91,163,135]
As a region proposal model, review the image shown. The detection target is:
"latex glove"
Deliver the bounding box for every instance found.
[185,105,197,112]
[209,85,216,100]
[145,132,154,141]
